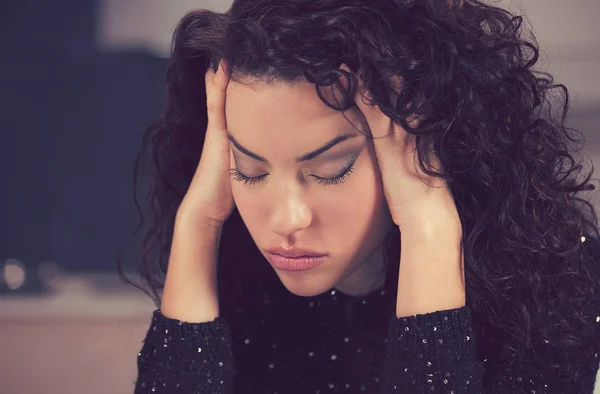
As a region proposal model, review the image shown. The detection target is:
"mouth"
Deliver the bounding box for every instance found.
[264,251,327,272]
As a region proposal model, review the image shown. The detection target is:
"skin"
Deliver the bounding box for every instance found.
[224,78,395,297]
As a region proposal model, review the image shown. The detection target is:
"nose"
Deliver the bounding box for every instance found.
[269,195,313,237]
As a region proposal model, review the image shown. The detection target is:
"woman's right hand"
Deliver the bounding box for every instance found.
[177,60,234,229]
[160,60,233,323]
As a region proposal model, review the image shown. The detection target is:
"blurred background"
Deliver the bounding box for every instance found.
[0,1,599,393]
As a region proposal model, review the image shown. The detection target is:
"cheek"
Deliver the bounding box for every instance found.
[319,154,389,236]
[231,181,268,225]
[229,150,267,228]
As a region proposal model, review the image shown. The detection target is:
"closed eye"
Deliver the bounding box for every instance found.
[229,161,357,186]
[229,168,267,185]
[310,162,356,185]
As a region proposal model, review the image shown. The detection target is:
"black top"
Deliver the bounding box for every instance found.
[133,236,600,393]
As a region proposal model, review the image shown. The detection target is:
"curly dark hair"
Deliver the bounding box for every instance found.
[119,0,600,388]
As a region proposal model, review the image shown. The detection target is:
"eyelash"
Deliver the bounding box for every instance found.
[229,163,357,186]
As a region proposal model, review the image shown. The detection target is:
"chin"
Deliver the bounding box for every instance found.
[275,273,335,297]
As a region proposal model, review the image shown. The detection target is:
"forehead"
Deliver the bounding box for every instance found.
[225,79,363,139]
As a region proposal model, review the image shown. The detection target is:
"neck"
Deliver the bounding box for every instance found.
[334,245,388,297]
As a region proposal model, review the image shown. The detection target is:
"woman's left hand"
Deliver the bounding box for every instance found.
[342,64,461,233]
[340,65,466,316]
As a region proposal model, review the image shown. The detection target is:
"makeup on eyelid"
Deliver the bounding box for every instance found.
[231,141,366,170]
[230,151,361,185]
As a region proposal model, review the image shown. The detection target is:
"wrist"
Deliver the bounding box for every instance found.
[175,207,225,239]
[396,221,465,318]
[400,219,462,246]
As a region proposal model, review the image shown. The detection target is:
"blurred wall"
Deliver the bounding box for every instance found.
[1,0,166,273]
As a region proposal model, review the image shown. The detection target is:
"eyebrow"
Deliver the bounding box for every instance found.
[227,132,359,163]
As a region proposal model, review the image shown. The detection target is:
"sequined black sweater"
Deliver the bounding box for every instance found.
[134,238,600,394]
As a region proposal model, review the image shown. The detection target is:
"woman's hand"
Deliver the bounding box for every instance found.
[341,64,466,317]
[342,64,460,233]
[160,60,233,323]
[177,60,235,229]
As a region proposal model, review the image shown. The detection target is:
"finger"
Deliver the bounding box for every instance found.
[206,60,230,132]
[353,87,396,140]
[348,70,411,155]
[337,64,391,139]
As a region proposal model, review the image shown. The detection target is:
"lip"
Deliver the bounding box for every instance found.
[264,247,327,272]
[265,247,326,258]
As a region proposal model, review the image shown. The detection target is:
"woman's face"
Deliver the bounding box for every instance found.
[225,78,394,297]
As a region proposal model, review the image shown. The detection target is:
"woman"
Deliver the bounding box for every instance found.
[126,0,600,393]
